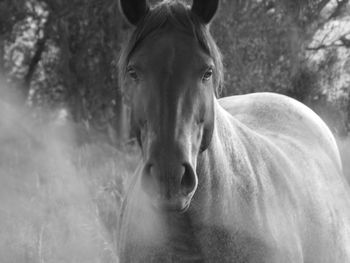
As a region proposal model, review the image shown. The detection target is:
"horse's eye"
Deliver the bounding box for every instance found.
[202,68,213,81]
[127,67,138,81]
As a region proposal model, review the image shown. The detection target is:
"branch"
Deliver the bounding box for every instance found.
[306,43,344,50]
[307,26,350,51]
[306,34,350,50]
[304,1,350,48]
[339,35,350,47]
[315,0,333,16]
[328,0,349,19]
[23,15,51,95]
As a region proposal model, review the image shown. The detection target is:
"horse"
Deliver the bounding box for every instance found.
[117,0,350,262]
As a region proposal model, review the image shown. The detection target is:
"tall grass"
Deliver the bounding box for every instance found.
[0,97,138,263]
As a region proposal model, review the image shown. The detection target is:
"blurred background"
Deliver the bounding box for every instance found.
[0,0,349,262]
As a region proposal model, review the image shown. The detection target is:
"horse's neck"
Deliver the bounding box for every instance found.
[197,99,251,188]
[194,100,259,226]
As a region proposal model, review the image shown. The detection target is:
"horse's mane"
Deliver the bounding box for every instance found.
[118,0,224,97]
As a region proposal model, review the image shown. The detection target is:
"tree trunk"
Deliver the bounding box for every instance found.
[23,15,52,100]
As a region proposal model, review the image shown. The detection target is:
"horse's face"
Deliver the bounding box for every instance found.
[127,31,215,212]
[120,0,219,213]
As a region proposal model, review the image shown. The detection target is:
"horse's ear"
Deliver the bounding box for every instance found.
[119,0,149,26]
[191,0,219,24]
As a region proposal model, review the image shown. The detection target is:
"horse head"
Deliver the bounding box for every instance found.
[119,0,222,212]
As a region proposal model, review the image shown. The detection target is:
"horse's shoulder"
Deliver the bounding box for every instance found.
[219,92,319,128]
[218,92,341,168]
[219,92,330,138]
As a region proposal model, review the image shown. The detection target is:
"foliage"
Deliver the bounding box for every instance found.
[1,0,128,145]
[0,0,349,139]
[212,0,350,136]
[212,0,297,96]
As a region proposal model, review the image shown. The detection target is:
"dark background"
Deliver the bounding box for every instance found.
[1,0,349,143]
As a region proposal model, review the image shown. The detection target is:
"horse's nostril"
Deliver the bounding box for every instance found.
[180,163,196,195]
[142,161,196,200]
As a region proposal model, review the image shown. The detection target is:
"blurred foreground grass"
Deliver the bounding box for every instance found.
[0,98,139,263]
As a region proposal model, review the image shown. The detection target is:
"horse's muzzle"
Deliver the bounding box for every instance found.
[141,161,197,213]
[151,194,191,213]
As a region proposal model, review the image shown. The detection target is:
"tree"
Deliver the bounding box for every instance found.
[1,0,349,143]
[2,0,130,145]
[211,0,350,135]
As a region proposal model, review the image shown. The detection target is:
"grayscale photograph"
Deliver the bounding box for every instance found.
[0,0,350,262]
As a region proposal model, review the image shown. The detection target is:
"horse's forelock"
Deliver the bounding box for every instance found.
[118,1,224,97]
